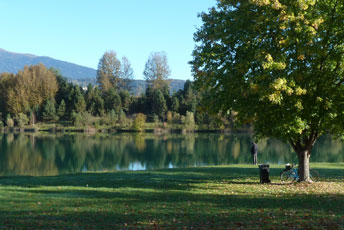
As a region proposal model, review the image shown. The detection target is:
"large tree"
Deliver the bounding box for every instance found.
[5,64,58,115]
[143,52,171,90]
[191,0,344,182]
[97,51,134,92]
[97,50,121,92]
[119,57,134,91]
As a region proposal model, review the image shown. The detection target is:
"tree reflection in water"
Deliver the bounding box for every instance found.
[0,133,343,176]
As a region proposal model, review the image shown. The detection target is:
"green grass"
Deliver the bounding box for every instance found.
[0,163,343,229]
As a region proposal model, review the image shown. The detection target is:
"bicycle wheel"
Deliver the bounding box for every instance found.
[310,169,319,182]
[280,170,296,183]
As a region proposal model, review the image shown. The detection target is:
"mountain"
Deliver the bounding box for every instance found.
[0,48,96,79]
[0,48,186,94]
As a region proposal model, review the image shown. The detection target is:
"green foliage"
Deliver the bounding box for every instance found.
[119,90,131,114]
[0,59,229,131]
[172,80,199,117]
[171,96,179,113]
[85,85,104,116]
[166,111,173,123]
[0,73,14,116]
[172,112,181,124]
[72,111,92,127]
[152,89,167,120]
[104,88,121,114]
[192,0,344,180]
[42,99,58,122]
[72,87,86,114]
[180,80,197,114]
[107,109,118,125]
[6,114,14,128]
[57,100,66,120]
[132,113,146,131]
[14,113,29,128]
[182,111,195,130]
[55,75,76,120]
[118,110,127,123]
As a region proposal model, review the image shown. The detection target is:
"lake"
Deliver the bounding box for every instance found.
[0,133,343,176]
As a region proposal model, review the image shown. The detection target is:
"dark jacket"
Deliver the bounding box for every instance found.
[251,143,258,155]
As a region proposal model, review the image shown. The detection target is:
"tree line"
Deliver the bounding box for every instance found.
[0,51,229,130]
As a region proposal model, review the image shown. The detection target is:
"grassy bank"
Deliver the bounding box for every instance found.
[0,121,241,134]
[0,164,343,229]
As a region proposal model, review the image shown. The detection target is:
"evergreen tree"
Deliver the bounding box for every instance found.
[55,75,76,120]
[119,90,131,114]
[152,89,167,121]
[57,99,66,120]
[171,96,180,113]
[42,99,58,122]
[72,87,86,114]
[85,84,105,116]
[104,88,122,114]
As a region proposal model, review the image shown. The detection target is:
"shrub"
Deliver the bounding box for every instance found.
[6,114,14,128]
[132,113,146,132]
[172,112,181,124]
[184,111,195,130]
[15,113,29,128]
[166,111,173,123]
[107,109,118,125]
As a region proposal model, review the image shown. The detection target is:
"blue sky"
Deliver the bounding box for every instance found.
[0,0,216,80]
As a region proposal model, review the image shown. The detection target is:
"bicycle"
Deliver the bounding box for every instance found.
[280,163,319,183]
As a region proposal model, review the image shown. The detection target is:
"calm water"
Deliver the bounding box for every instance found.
[0,133,343,176]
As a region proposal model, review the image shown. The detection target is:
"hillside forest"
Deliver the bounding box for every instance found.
[0,51,231,131]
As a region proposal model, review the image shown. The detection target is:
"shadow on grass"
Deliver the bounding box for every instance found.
[0,188,343,229]
[0,166,343,229]
[0,166,342,189]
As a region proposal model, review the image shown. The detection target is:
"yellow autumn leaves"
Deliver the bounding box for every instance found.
[268,78,306,107]
[250,0,316,10]
[250,76,307,108]
[250,0,324,39]
[262,53,286,71]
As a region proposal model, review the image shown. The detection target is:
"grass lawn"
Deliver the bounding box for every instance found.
[0,163,343,229]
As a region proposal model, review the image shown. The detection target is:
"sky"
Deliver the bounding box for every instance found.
[0,0,216,80]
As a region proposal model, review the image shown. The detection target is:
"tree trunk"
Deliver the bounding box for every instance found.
[297,149,312,182]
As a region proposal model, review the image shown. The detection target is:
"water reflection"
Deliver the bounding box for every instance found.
[0,133,343,176]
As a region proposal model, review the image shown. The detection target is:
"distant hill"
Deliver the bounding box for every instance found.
[0,48,96,79]
[0,48,186,94]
